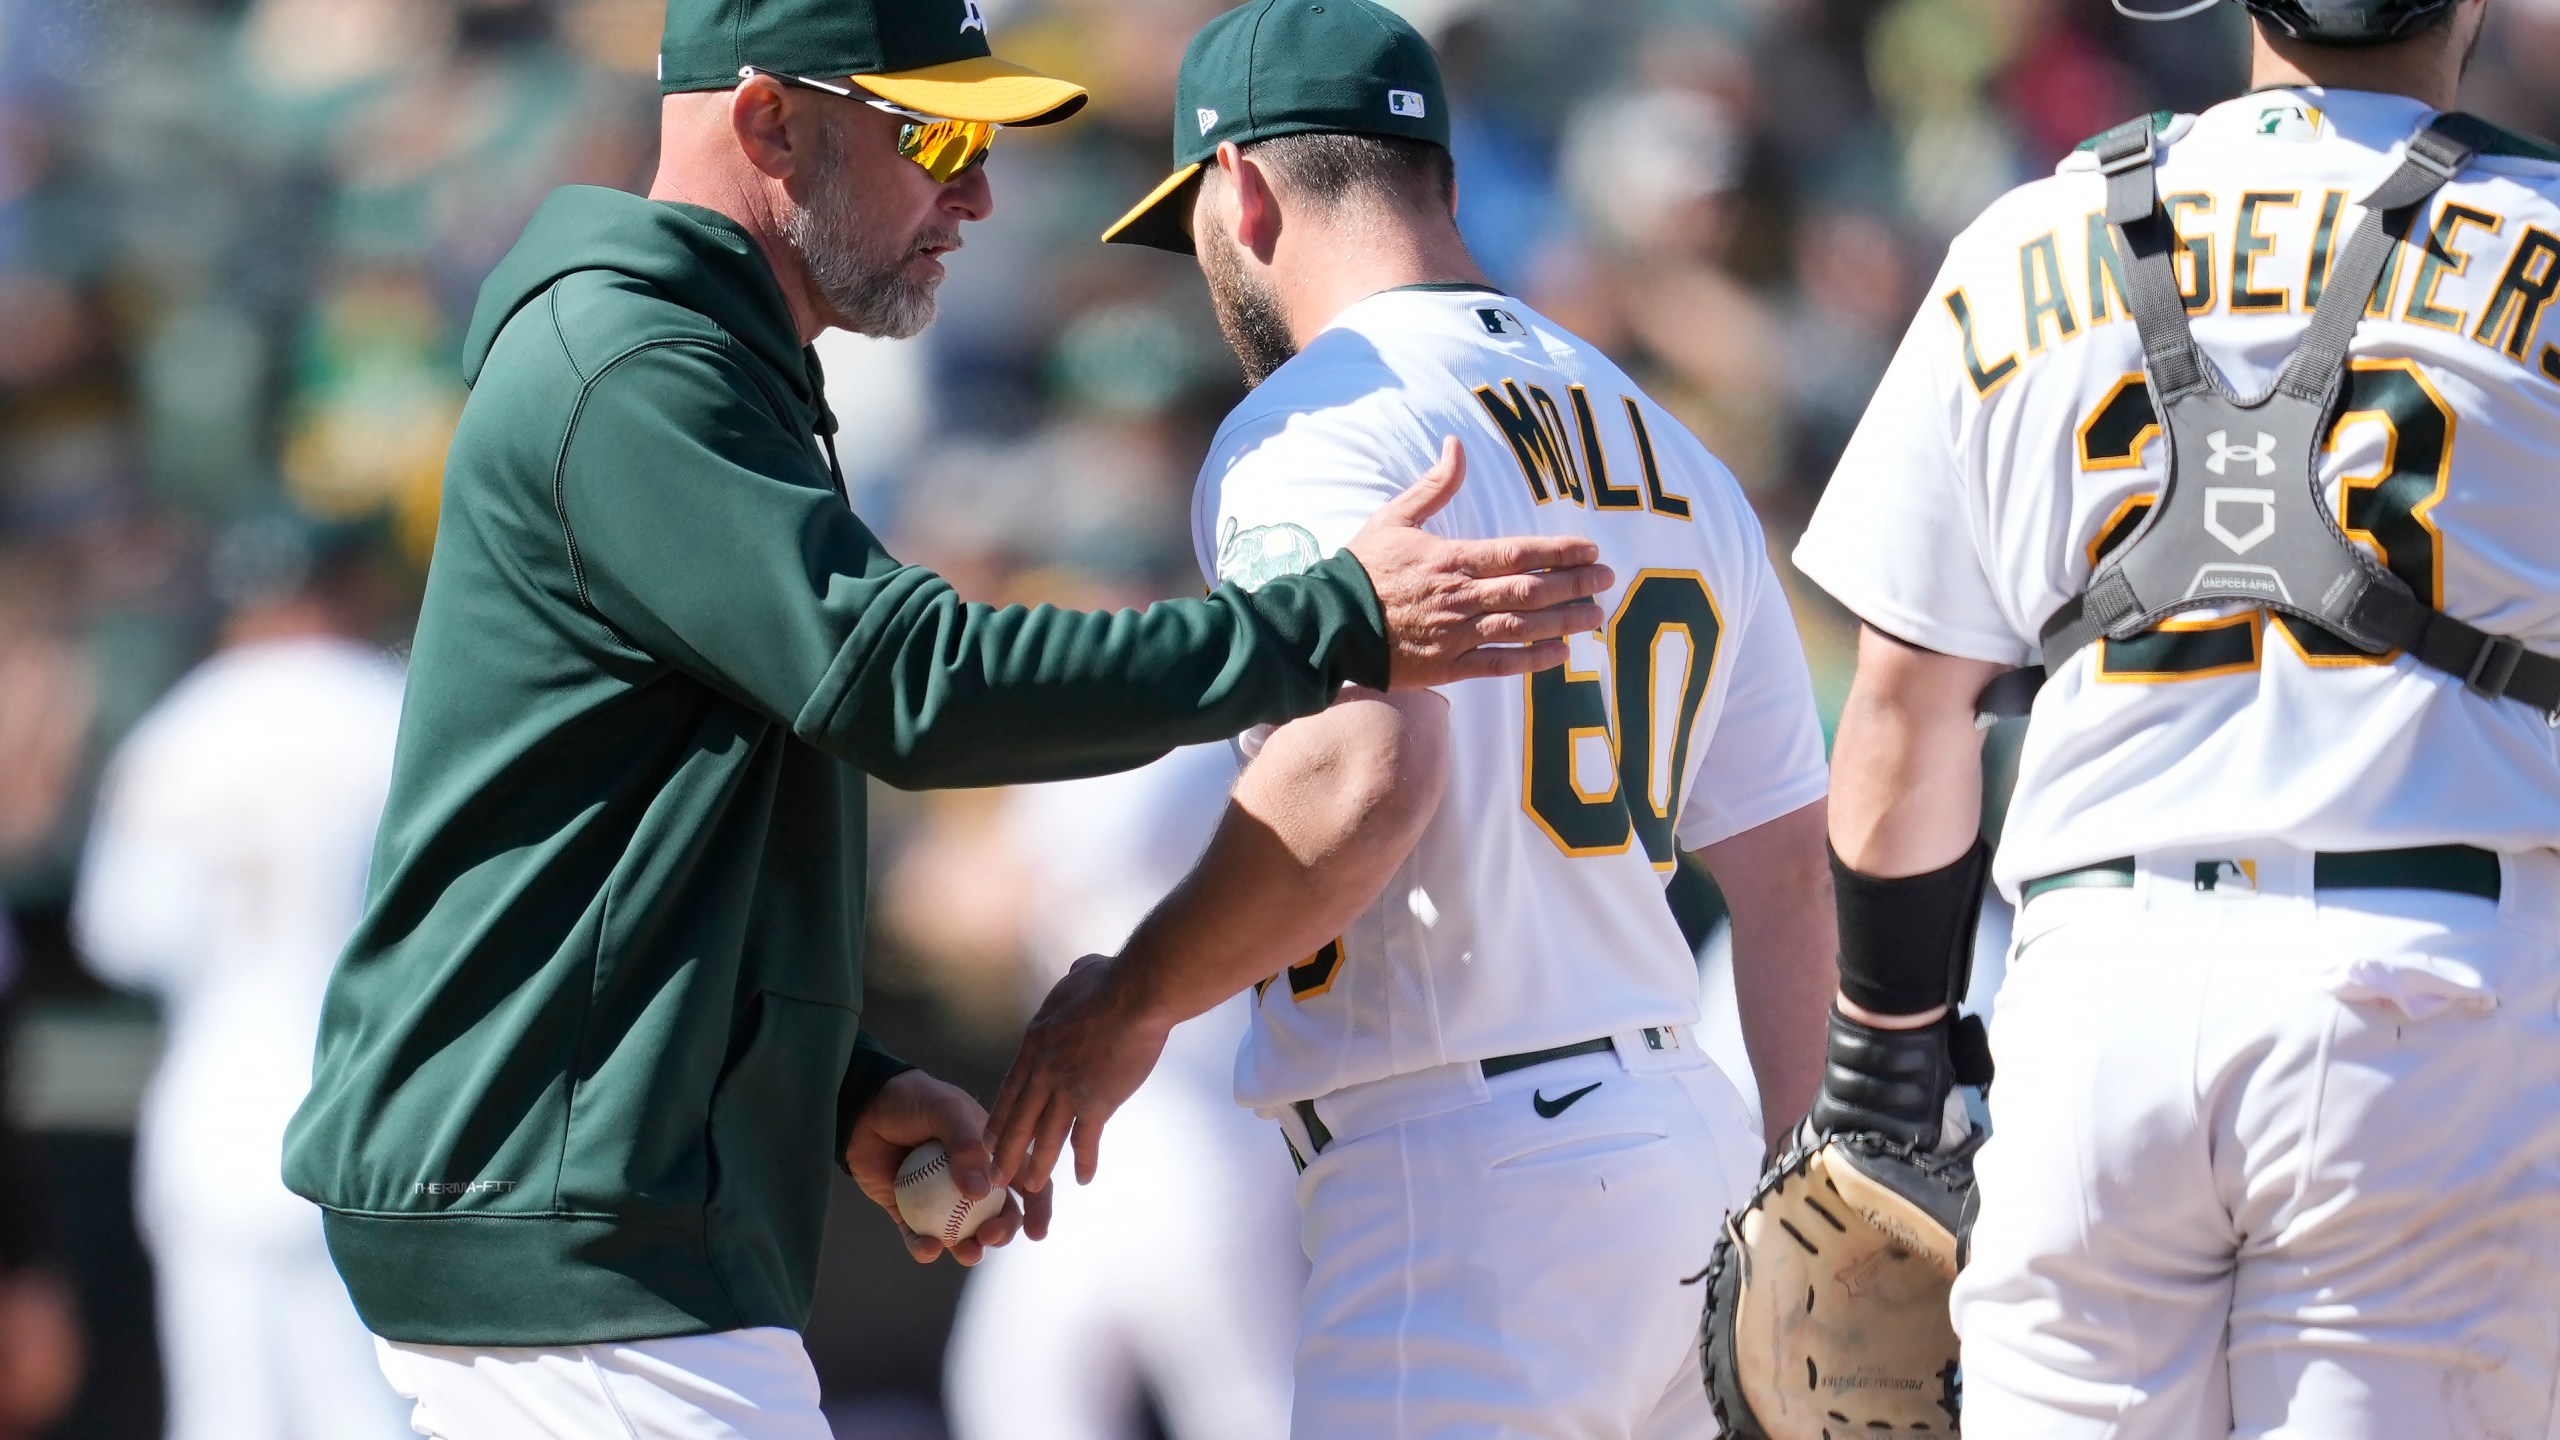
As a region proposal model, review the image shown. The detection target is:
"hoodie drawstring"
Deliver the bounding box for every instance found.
[816,412,849,506]
[804,345,850,506]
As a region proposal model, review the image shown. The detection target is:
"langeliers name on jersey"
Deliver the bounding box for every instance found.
[1942,195,2560,394]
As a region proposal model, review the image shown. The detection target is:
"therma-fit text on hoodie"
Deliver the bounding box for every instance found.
[1194,286,1829,1113]
[1794,89,2560,896]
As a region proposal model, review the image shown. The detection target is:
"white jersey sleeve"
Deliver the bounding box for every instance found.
[1193,370,1440,594]
[1797,285,2036,667]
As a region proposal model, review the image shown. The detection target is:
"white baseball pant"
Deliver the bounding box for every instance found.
[1953,844,2560,1440]
[1275,1027,1762,1439]
[374,1327,829,1440]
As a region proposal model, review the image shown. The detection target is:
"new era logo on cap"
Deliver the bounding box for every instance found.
[1197,107,1220,134]
[1388,88,1426,118]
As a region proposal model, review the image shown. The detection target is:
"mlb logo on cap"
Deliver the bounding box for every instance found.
[1389,88,1426,118]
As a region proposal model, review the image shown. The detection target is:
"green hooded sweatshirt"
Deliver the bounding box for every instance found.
[282,186,1390,1346]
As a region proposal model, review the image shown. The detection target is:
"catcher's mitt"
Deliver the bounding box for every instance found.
[1700,1128,1977,1438]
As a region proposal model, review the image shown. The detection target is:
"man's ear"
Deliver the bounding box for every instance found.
[1215,142,1283,263]
[730,76,798,181]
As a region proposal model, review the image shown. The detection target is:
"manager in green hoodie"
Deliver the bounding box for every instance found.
[279,0,1608,1431]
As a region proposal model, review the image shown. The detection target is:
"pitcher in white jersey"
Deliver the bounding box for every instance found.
[1790,0,2560,1431]
[985,5,1839,1436]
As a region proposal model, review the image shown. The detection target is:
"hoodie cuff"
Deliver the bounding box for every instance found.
[834,1029,917,1173]
[1246,549,1393,693]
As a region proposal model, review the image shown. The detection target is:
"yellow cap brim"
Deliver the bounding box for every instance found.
[850,56,1087,127]
[1100,162,1206,253]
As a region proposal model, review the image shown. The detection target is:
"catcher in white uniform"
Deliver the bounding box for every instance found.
[1780,0,2560,1432]
[987,4,1839,1436]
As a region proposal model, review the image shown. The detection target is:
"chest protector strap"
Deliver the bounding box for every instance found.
[2025,113,2560,720]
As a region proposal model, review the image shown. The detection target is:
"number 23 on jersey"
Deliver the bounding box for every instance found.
[2075,356,2452,679]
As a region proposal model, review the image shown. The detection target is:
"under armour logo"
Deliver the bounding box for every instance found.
[2204,429,2277,478]
[1197,107,1220,135]
[959,0,987,35]
[2203,487,2278,555]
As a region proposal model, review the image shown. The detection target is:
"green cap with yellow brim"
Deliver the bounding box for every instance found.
[658,0,1087,127]
[1101,0,1450,253]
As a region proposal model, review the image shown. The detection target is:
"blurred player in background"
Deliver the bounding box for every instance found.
[75,513,410,1440]
[946,743,1300,1440]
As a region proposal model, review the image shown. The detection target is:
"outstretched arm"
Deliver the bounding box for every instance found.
[559,346,1605,788]
[985,687,1450,1191]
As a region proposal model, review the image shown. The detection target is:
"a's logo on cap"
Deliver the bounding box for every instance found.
[1197,107,1220,135]
[1388,88,1426,119]
[959,0,987,35]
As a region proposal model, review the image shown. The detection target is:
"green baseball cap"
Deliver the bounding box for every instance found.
[658,0,1087,127]
[1102,0,1450,253]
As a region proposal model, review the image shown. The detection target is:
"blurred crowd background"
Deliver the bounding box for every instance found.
[0,0,2554,1434]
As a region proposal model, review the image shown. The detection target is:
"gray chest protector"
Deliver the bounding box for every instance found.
[1981,113,2560,722]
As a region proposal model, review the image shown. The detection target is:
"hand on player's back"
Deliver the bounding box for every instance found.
[1348,438,1612,687]
[846,1068,1049,1265]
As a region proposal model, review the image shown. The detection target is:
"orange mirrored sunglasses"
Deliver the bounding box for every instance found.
[737,66,998,183]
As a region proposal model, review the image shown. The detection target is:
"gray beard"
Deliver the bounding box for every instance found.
[1200,224,1296,387]
[783,120,944,340]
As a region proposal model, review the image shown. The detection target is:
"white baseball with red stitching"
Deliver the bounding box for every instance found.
[893,1141,1004,1246]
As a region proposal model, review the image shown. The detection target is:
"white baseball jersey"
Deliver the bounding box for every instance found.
[1193,285,1829,1112]
[1796,87,2560,896]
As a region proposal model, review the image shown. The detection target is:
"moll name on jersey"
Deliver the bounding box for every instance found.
[1943,195,2560,396]
[1468,379,1695,520]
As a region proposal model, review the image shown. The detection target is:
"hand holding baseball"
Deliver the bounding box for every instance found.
[895,1141,1007,1248]
[845,1068,1048,1265]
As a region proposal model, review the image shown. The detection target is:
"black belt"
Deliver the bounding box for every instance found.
[2022,843,2502,905]
[1287,1030,1671,1160]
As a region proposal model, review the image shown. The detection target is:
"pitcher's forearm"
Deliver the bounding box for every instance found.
[1698,800,1838,1132]
[1116,688,1449,1027]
